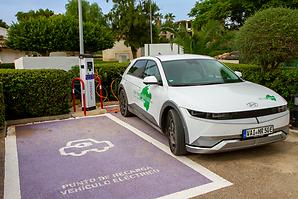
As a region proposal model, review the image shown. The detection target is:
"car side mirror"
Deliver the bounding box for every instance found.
[143,76,159,85]
[235,71,242,78]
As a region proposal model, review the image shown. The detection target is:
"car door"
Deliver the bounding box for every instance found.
[137,59,168,126]
[124,59,147,106]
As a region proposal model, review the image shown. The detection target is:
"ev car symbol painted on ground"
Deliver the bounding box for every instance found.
[59,138,114,157]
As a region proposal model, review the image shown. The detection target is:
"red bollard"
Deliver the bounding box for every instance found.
[95,75,104,109]
[72,78,87,116]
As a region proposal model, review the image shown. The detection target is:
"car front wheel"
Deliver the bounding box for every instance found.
[119,89,133,117]
[166,109,187,156]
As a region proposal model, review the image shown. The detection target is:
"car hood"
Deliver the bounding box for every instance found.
[168,81,287,113]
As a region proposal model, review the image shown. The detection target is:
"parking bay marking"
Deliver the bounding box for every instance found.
[5,114,232,199]
[105,113,233,198]
[59,138,114,157]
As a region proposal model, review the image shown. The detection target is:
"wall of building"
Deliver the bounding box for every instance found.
[103,40,141,62]
[0,48,26,63]
[14,57,79,71]
[0,27,7,38]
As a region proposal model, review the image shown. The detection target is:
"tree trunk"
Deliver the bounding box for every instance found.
[131,46,137,59]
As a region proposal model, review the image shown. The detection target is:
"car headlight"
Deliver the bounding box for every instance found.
[188,110,231,120]
[277,105,287,113]
[188,105,288,120]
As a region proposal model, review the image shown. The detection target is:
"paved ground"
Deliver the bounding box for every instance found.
[113,113,298,199]
[191,134,298,199]
[6,115,230,199]
[2,112,298,198]
[0,133,4,199]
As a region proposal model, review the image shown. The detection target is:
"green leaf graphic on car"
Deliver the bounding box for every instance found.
[266,95,276,101]
[140,86,152,111]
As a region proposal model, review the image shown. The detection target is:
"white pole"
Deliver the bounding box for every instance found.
[78,0,84,54]
[149,0,153,44]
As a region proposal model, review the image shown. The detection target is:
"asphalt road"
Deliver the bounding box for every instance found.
[114,113,298,199]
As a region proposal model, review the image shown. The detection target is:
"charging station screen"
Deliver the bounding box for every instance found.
[87,62,93,71]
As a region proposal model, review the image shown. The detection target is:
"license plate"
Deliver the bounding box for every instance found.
[242,125,274,139]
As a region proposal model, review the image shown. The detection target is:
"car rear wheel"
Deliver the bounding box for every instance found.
[166,109,187,155]
[119,89,133,117]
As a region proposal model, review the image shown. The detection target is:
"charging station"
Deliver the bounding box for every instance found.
[79,54,96,111]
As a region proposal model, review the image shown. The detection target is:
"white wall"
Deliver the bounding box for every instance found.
[144,43,184,56]
[14,57,79,71]
[0,27,7,38]
[218,60,239,64]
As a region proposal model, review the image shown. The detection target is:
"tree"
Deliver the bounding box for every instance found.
[172,20,235,56]
[189,0,298,29]
[16,9,54,22]
[65,0,106,25]
[154,13,163,28]
[164,13,175,23]
[6,15,114,55]
[108,0,161,58]
[236,8,298,70]
[0,19,9,29]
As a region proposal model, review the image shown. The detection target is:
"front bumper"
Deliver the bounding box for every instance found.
[186,126,288,154]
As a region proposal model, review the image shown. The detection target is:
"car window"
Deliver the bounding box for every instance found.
[128,60,147,78]
[161,59,242,86]
[144,60,162,82]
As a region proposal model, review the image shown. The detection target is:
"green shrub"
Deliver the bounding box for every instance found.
[0,69,71,120]
[226,63,298,107]
[0,63,15,69]
[236,8,298,70]
[0,82,4,127]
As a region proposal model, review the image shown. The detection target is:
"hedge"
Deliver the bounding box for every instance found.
[225,63,298,107]
[0,69,71,120]
[1,61,291,121]
[0,82,4,127]
[0,63,15,69]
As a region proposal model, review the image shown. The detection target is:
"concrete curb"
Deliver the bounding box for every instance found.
[6,114,73,126]
[0,121,7,138]
[290,128,298,134]
[5,108,108,127]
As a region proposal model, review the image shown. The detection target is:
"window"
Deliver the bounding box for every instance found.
[144,60,162,82]
[128,60,147,78]
[161,59,242,86]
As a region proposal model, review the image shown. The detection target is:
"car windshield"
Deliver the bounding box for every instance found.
[161,59,242,86]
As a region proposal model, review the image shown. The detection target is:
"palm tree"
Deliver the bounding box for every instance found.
[164,13,175,23]
[154,13,163,27]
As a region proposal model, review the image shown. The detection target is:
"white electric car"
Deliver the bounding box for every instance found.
[119,54,289,155]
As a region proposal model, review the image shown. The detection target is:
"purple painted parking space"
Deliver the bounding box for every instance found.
[111,112,168,145]
[15,115,214,199]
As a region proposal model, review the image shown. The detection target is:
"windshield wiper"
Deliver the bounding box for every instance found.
[171,83,201,87]
[199,82,224,85]
[224,79,243,83]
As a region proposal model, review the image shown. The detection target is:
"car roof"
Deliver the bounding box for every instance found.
[154,54,215,62]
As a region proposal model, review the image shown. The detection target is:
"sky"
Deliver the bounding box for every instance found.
[0,0,197,25]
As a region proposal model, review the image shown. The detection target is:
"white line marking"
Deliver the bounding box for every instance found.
[4,126,21,199]
[59,139,114,157]
[5,113,232,199]
[13,114,106,127]
[4,115,108,199]
[106,113,233,198]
